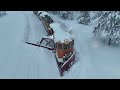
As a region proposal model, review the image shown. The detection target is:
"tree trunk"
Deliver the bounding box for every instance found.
[108,38,112,45]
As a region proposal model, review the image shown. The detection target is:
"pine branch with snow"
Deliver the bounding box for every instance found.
[93,11,120,45]
[77,11,91,25]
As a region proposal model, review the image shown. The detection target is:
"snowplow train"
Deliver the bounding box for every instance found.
[32,11,76,76]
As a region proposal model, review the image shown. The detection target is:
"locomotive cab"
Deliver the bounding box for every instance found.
[56,39,74,63]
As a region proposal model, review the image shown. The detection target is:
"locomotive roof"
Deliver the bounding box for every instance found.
[38,11,50,17]
[50,23,73,43]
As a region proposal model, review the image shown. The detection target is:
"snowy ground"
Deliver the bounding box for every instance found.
[1,11,120,79]
[62,20,120,79]
[0,11,59,79]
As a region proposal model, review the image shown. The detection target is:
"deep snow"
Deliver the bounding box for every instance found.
[1,11,120,79]
[62,20,120,79]
[0,11,59,79]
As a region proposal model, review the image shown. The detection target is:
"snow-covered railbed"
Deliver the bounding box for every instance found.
[0,11,60,79]
[62,20,120,79]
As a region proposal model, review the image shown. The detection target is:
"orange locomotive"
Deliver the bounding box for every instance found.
[35,11,76,76]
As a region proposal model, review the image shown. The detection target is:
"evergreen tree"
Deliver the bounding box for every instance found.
[47,11,60,15]
[77,11,91,25]
[91,11,103,20]
[59,11,69,19]
[68,11,73,20]
[47,11,74,20]
[93,11,120,45]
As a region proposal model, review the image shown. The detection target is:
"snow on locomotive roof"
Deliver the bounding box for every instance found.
[38,11,44,13]
[50,23,73,43]
[38,11,50,17]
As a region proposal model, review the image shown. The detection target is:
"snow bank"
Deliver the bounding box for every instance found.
[62,19,120,79]
[0,11,60,79]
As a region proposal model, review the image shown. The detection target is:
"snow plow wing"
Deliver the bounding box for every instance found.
[39,37,56,52]
[55,51,76,76]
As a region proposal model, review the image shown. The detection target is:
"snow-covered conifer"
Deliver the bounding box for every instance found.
[77,11,91,25]
[93,11,120,45]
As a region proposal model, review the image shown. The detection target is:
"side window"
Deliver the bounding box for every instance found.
[72,40,74,46]
[68,43,70,48]
[57,43,63,49]
[63,43,70,50]
[64,44,68,50]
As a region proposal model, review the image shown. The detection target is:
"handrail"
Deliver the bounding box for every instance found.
[61,51,75,68]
